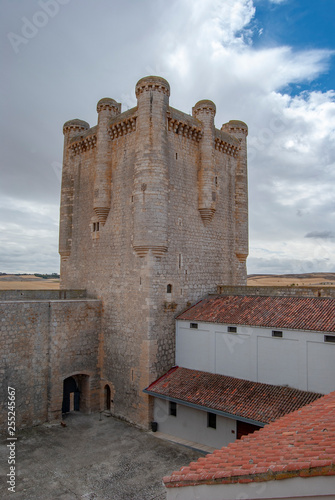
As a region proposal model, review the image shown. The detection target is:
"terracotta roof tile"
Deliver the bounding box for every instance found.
[145,367,322,424]
[177,295,335,332]
[163,391,335,488]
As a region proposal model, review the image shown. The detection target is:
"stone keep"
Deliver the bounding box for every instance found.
[59,76,248,427]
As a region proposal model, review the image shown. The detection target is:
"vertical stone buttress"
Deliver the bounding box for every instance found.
[222,120,248,278]
[59,119,90,261]
[133,76,170,257]
[192,100,217,223]
[94,98,121,224]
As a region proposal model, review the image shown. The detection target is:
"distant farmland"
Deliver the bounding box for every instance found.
[0,274,60,290]
[247,272,335,287]
[1,273,335,291]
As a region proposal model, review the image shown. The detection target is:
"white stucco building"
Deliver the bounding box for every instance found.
[145,294,335,449]
[176,294,335,394]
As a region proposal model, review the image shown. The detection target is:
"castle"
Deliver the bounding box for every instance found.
[0,76,248,430]
[58,76,248,427]
[2,75,334,500]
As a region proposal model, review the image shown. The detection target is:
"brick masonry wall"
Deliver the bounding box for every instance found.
[59,77,248,428]
[0,299,101,431]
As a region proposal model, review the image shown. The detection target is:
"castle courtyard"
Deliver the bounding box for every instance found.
[0,413,203,500]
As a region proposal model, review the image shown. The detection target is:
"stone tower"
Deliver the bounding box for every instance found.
[59,76,248,427]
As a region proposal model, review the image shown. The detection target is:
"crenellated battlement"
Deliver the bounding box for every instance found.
[215,130,240,157]
[167,108,203,142]
[69,129,97,155]
[222,119,248,136]
[97,97,121,115]
[135,75,170,97]
[108,109,137,140]
[192,99,216,118]
[63,119,90,135]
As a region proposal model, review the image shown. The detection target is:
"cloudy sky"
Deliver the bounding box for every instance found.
[1,0,335,274]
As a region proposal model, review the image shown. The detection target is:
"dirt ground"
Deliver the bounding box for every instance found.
[0,413,203,500]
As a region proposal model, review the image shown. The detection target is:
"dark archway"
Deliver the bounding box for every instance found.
[104,385,111,411]
[62,376,80,413]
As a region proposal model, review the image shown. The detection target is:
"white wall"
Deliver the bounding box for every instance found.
[153,398,236,449]
[166,475,335,500]
[176,320,335,394]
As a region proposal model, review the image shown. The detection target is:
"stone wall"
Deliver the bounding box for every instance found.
[0,298,101,431]
[59,76,249,428]
[0,289,86,301]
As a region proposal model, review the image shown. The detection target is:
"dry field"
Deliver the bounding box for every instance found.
[0,274,60,290]
[1,273,335,291]
[247,273,335,287]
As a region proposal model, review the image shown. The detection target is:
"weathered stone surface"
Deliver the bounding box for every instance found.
[59,76,248,428]
[0,76,248,431]
[0,298,101,430]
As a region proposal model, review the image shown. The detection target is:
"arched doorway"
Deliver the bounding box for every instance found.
[104,385,111,411]
[62,376,80,413]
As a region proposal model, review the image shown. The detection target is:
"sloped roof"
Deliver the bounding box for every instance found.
[177,295,335,332]
[144,367,322,425]
[163,390,335,488]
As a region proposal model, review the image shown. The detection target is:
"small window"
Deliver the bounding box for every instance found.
[324,335,335,343]
[176,152,178,160]
[167,284,172,294]
[169,401,177,417]
[215,176,218,186]
[93,222,100,232]
[228,326,237,333]
[178,254,182,269]
[272,330,283,338]
[190,323,198,329]
[207,412,216,429]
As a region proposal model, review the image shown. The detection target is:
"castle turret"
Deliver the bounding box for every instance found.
[59,119,89,260]
[133,76,170,257]
[192,100,217,223]
[94,98,121,224]
[222,120,248,277]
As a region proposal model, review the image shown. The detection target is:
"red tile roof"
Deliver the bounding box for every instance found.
[163,390,335,488]
[177,295,335,332]
[145,367,322,425]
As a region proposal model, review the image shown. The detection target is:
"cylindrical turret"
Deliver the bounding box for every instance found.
[192,100,216,223]
[222,120,248,275]
[133,76,170,257]
[94,98,121,224]
[59,119,89,260]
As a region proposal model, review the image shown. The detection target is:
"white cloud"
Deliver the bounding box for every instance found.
[1,0,335,274]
